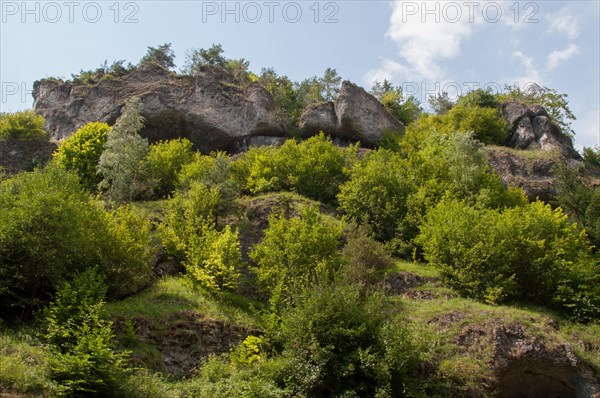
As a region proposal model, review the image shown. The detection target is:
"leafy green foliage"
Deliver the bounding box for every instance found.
[0,166,153,317]
[250,206,343,310]
[553,162,600,247]
[177,151,239,210]
[417,200,600,320]
[45,270,131,396]
[97,97,150,202]
[583,146,600,168]
[185,225,243,291]
[339,130,525,255]
[139,43,176,70]
[258,68,303,129]
[0,110,46,140]
[53,122,110,190]
[338,149,411,244]
[146,138,194,198]
[501,83,576,136]
[182,43,227,72]
[339,223,393,286]
[275,283,420,397]
[428,91,455,115]
[234,133,354,204]
[371,79,422,125]
[442,103,507,145]
[456,88,499,109]
[160,182,221,260]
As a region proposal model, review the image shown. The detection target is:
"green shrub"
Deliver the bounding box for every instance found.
[276,283,419,397]
[185,224,243,291]
[444,103,507,145]
[456,88,499,109]
[146,138,194,198]
[53,122,110,190]
[178,151,240,210]
[249,206,343,310]
[45,270,131,396]
[583,146,600,168]
[339,223,393,286]
[339,131,525,256]
[159,182,221,260]
[417,200,599,320]
[0,110,46,140]
[338,149,411,244]
[0,166,153,317]
[233,133,355,204]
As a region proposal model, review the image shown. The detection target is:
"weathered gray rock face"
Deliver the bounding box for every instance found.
[33,63,285,153]
[299,81,405,146]
[502,101,580,159]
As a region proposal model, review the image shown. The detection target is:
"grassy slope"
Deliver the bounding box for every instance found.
[391,261,600,394]
[2,193,599,397]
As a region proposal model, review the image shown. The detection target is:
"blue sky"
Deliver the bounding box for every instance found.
[1,0,598,147]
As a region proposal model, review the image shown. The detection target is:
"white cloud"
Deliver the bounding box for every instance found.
[546,44,579,70]
[510,51,542,87]
[546,8,579,39]
[365,0,478,85]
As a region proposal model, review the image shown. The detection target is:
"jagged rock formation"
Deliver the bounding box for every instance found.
[299,81,405,145]
[33,63,286,153]
[33,66,403,152]
[502,101,580,160]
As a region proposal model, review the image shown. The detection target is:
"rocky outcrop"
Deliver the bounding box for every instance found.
[299,81,405,146]
[33,63,286,153]
[502,101,580,159]
[449,321,600,398]
[0,138,57,175]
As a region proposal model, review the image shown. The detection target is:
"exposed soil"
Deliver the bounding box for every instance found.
[115,310,261,378]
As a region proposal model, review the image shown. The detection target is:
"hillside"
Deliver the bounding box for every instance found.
[1,49,599,397]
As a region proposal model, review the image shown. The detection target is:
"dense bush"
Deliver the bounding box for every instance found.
[178,151,240,210]
[159,182,221,260]
[583,146,600,168]
[275,283,420,397]
[338,149,411,244]
[233,133,355,204]
[339,223,394,286]
[417,200,600,320]
[456,88,499,109]
[553,162,600,247]
[45,270,131,396]
[0,166,153,318]
[250,206,343,310]
[185,225,243,291]
[53,122,110,190]
[146,138,194,198]
[339,131,525,255]
[0,110,46,140]
[428,103,507,145]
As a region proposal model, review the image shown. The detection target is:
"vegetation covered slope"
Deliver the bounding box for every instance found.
[1,50,600,397]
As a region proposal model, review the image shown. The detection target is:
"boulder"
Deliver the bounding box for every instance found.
[501,101,580,160]
[298,101,337,135]
[509,117,537,149]
[532,115,580,159]
[33,63,285,153]
[299,81,405,146]
[502,101,533,131]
